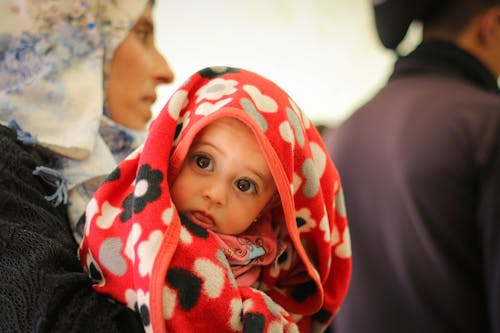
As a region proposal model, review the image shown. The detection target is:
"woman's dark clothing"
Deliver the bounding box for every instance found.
[0,124,144,332]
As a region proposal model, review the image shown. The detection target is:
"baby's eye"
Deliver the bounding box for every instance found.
[235,178,257,194]
[194,154,213,171]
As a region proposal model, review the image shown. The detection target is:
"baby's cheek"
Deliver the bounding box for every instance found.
[170,180,184,207]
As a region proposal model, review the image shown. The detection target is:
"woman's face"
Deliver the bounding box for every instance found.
[106,3,174,130]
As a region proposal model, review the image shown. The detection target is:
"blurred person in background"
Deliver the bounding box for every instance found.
[325,0,500,332]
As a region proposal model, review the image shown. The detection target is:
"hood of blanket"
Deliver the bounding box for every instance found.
[79,66,351,330]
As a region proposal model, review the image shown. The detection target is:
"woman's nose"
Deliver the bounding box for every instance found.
[152,49,174,85]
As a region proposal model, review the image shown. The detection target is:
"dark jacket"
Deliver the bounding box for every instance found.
[0,124,144,332]
[325,41,500,332]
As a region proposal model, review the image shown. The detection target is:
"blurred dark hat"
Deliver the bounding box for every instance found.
[372,0,445,49]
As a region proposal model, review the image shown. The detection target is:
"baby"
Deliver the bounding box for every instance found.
[79,66,351,333]
[171,116,280,287]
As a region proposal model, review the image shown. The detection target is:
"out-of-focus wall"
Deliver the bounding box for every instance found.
[152,0,420,126]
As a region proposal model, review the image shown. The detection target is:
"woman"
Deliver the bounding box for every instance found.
[0,0,173,331]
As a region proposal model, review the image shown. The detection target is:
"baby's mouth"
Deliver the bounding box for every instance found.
[188,211,215,229]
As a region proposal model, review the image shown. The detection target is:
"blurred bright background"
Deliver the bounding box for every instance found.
[152,0,421,127]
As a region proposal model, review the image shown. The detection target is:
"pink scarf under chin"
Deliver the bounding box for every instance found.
[212,215,278,287]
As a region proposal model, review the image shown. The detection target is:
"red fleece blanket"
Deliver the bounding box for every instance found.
[79,66,351,333]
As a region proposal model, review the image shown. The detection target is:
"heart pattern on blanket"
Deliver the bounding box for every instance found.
[99,237,127,276]
[243,85,278,113]
[301,159,320,199]
[180,214,209,238]
[138,303,151,326]
[88,261,103,282]
[166,267,203,311]
[240,97,268,132]
[286,107,304,147]
[291,279,317,302]
[198,66,240,79]
[242,312,266,333]
[312,308,332,324]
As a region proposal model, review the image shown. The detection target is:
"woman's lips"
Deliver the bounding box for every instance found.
[143,94,157,104]
[189,211,215,229]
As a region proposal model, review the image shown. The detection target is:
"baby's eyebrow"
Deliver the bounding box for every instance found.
[248,168,267,183]
[194,141,221,154]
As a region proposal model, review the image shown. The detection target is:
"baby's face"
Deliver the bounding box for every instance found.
[171,117,276,235]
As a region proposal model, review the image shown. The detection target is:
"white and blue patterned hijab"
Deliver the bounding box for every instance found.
[0,0,149,239]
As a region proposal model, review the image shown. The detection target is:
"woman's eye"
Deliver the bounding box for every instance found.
[134,27,152,42]
[195,155,213,170]
[236,179,257,194]
[137,30,149,40]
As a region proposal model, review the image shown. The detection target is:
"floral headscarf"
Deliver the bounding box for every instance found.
[79,66,352,333]
[0,0,150,236]
[0,0,147,184]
